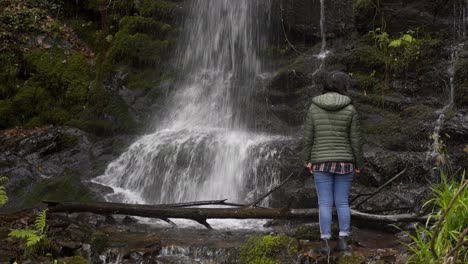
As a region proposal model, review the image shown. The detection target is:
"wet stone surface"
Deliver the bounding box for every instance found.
[0,211,410,264]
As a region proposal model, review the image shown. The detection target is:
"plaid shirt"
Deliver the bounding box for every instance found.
[313,162,354,174]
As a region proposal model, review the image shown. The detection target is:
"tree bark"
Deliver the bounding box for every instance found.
[44,201,428,224]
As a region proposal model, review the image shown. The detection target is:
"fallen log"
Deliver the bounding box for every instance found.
[44,201,428,226]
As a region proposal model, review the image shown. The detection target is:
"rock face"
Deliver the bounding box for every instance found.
[264,0,468,212]
[355,0,468,35]
[0,127,131,208]
[282,0,354,41]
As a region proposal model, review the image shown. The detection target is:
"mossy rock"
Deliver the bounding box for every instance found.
[353,0,374,14]
[20,177,96,208]
[454,56,468,107]
[0,48,92,128]
[337,253,366,264]
[358,102,433,151]
[239,234,298,264]
[89,232,108,255]
[326,44,385,75]
[58,256,89,264]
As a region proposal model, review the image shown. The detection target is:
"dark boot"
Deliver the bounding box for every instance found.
[335,236,350,251]
[314,238,331,254]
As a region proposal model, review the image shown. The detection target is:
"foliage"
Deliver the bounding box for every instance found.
[0,176,8,206]
[239,234,298,264]
[401,170,467,263]
[0,0,181,135]
[354,0,374,13]
[9,209,49,256]
[369,28,422,80]
[400,140,467,263]
[0,48,91,128]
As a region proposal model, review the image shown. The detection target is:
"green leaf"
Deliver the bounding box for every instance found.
[26,234,42,247]
[34,209,48,235]
[8,229,37,239]
[388,39,402,48]
[0,186,7,206]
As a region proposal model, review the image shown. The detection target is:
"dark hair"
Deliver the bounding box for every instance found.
[323,71,350,95]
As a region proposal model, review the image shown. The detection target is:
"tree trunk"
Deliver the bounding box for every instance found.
[44,201,428,226]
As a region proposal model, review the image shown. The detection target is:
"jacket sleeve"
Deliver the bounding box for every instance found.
[350,110,364,169]
[302,106,315,164]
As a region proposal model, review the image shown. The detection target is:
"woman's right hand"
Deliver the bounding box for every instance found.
[306,162,313,173]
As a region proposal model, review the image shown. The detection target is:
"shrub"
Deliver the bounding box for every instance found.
[402,170,467,263]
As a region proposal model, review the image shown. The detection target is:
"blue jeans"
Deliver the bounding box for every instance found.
[313,171,354,239]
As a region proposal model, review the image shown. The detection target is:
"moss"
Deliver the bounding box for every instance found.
[361,104,433,151]
[89,232,108,255]
[58,256,89,264]
[2,48,92,127]
[106,31,167,68]
[292,225,321,241]
[76,85,137,136]
[20,177,95,208]
[119,15,172,39]
[0,99,16,128]
[138,0,180,21]
[353,0,374,14]
[327,45,385,75]
[337,253,366,264]
[239,234,298,264]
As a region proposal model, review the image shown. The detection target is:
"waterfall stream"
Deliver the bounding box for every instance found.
[94,1,292,212]
[427,0,467,175]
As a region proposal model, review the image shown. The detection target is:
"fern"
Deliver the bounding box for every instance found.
[35,209,48,235]
[8,209,48,256]
[8,229,38,240]
[0,176,8,206]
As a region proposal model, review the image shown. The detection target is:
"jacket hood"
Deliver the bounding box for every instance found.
[312,92,352,111]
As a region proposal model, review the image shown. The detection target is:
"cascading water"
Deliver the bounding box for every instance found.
[319,0,327,54]
[427,0,467,174]
[94,0,290,208]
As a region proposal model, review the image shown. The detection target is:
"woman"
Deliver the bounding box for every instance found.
[302,71,363,253]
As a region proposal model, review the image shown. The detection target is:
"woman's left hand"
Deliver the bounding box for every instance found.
[306,162,313,173]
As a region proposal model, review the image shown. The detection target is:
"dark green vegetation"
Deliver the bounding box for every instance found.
[240,234,298,264]
[0,0,182,135]
[401,167,467,263]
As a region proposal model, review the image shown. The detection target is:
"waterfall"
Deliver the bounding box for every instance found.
[93,0,291,206]
[319,0,327,54]
[427,0,467,174]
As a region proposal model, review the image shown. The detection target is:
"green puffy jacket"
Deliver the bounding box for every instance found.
[302,92,363,169]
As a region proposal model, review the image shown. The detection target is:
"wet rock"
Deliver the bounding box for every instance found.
[282,0,353,41]
[363,150,429,186]
[122,216,139,225]
[355,0,460,34]
[265,68,319,126]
